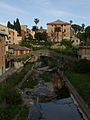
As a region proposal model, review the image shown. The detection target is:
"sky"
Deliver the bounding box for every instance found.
[0,0,90,29]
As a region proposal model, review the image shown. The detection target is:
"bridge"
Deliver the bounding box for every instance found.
[10,49,77,62]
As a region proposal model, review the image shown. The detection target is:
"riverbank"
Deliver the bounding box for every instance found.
[58,71,90,120]
[0,62,33,120]
[65,72,90,107]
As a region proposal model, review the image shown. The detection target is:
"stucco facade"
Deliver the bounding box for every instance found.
[47,20,71,42]
[8,44,31,56]
[0,24,19,45]
[78,46,90,60]
[0,31,6,76]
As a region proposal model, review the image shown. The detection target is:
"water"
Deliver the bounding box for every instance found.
[40,97,83,120]
[29,81,84,120]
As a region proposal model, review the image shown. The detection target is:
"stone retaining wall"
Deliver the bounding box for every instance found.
[58,70,90,120]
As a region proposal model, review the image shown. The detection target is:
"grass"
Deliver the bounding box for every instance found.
[39,72,52,82]
[21,78,38,89]
[5,63,33,87]
[65,72,90,106]
[51,48,78,57]
[0,105,21,120]
[0,62,33,120]
[16,105,29,120]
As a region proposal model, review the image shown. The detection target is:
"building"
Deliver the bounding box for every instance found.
[21,25,32,40]
[78,46,90,60]
[71,36,80,47]
[29,30,35,39]
[38,28,47,33]
[0,31,7,76]
[47,20,71,42]
[8,44,31,56]
[8,28,18,44]
[0,24,19,45]
[21,25,27,32]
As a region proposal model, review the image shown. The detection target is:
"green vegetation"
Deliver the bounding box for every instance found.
[0,62,33,119]
[51,48,77,57]
[16,105,29,120]
[71,23,90,45]
[74,59,90,73]
[7,18,21,35]
[35,32,48,41]
[4,63,33,87]
[0,105,21,120]
[39,72,51,82]
[13,55,30,62]
[21,78,38,89]
[65,72,90,106]
[65,58,90,106]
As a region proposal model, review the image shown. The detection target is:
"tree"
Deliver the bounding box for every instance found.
[41,32,48,41]
[34,18,39,26]
[32,26,38,31]
[40,26,43,29]
[15,18,21,36]
[77,32,86,41]
[70,20,73,24]
[85,26,90,38]
[75,59,90,73]
[7,21,11,28]
[35,32,48,41]
[7,21,14,29]
[35,32,42,40]
[54,27,61,41]
[81,23,85,32]
[71,24,82,34]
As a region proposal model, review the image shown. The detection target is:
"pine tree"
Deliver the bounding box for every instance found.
[7,21,11,28]
[7,21,14,29]
[15,18,21,36]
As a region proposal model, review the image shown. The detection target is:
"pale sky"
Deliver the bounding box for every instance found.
[0,0,90,28]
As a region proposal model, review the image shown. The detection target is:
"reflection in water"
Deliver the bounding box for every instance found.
[40,97,84,120]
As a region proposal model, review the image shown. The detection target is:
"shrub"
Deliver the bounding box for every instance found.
[3,87,22,105]
[74,59,90,73]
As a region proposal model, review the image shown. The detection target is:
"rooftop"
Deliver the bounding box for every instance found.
[0,30,7,36]
[47,20,70,25]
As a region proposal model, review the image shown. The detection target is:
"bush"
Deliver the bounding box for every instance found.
[21,78,38,89]
[0,105,20,120]
[2,86,22,105]
[16,105,29,120]
[74,59,90,73]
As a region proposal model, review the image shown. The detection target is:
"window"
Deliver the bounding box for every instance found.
[20,51,23,54]
[64,29,66,32]
[76,40,78,43]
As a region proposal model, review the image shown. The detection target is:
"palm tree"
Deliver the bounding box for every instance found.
[34,18,39,39]
[81,24,85,32]
[70,20,73,40]
[70,20,73,24]
[34,18,39,26]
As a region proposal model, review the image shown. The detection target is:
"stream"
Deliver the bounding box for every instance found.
[28,79,84,120]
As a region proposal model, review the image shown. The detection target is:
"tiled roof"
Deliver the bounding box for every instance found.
[9,44,31,51]
[47,20,70,25]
